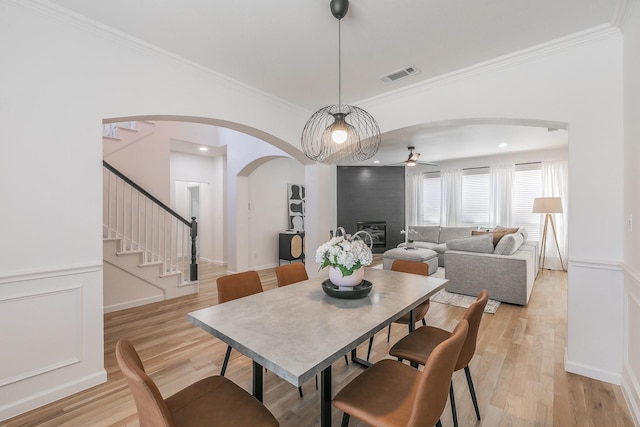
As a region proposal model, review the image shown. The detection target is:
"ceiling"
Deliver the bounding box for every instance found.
[66,0,619,162]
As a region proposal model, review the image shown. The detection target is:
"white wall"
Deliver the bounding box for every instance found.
[0,0,635,422]
[248,158,305,269]
[622,1,640,423]
[0,1,309,420]
[360,30,625,386]
[171,152,222,263]
[221,128,296,273]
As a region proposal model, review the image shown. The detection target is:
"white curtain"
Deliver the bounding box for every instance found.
[489,164,514,227]
[406,172,424,226]
[440,168,462,226]
[540,160,569,270]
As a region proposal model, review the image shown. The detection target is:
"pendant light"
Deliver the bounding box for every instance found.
[301,0,381,164]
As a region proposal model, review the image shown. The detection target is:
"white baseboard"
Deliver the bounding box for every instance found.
[622,362,640,426]
[0,370,106,422]
[252,262,279,271]
[564,348,621,385]
[104,295,164,313]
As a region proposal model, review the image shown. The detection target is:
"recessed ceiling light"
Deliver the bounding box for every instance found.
[498,143,507,148]
[199,147,208,151]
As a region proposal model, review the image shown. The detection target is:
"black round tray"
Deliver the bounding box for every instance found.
[321,279,373,299]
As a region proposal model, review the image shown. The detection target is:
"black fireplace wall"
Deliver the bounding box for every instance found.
[337,166,405,253]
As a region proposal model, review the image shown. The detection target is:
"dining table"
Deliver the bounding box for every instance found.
[187,266,448,427]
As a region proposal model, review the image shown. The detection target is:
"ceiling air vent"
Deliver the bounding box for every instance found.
[379,66,418,83]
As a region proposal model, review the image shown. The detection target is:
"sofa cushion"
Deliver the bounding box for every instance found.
[472,230,508,247]
[432,243,448,254]
[494,232,525,255]
[445,234,494,254]
[408,226,440,243]
[439,226,476,244]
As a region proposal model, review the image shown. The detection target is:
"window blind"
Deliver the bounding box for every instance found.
[513,165,542,241]
[422,175,441,224]
[461,168,490,227]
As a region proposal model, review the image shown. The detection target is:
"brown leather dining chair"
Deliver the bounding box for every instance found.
[366,259,431,361]
[115,338,279,427]
[274,262,308,287]
[333,319,469,427]
[217,270,264,377]
[389,289,489,427]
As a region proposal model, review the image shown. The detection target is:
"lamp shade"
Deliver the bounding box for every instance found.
[532,197,563,214]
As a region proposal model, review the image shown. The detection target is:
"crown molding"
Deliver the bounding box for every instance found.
[360,24,622,108]
[612,0,636,30]
[3,0,307,114]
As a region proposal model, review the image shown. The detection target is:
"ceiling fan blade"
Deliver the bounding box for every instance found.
[410,152,421,162]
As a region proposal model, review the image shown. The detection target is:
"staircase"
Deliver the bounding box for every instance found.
[102,141,199,313]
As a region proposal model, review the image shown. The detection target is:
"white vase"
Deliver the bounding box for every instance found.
[329,266,365,290]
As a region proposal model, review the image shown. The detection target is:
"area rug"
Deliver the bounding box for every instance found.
[428,268,500,313]
[371,265,500,314]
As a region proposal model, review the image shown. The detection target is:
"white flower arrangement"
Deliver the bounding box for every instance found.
[400,229,416,243]
[315,231,373,276]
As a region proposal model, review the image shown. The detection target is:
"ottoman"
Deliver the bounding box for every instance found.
[382,247,439,275]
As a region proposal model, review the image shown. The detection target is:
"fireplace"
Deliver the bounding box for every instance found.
[356,221,386,249]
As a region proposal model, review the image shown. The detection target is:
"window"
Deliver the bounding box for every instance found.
[513,164,542,241]
[422,174,441,224]
[461,168,490,227]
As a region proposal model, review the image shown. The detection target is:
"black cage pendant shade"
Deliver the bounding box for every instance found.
[301,0,381,164]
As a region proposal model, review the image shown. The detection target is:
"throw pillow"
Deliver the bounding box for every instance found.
[472,230,508,247]
[495,226,520,234]
[446,234,494,254]
[494,232,525,255]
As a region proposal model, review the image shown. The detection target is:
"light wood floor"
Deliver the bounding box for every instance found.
[3,258,634,427]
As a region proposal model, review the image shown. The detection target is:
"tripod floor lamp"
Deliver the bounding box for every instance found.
[533,197,566,270]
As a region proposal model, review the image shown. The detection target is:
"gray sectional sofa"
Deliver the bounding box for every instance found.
[398,226,476,267]
[400,226,539,305]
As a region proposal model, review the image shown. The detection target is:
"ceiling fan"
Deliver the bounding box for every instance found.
[388,146,438,167]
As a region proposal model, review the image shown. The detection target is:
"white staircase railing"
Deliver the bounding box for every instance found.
[103,121,136,138]
[103,161,197,282]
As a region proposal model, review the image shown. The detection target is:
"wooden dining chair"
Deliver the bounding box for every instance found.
[274,262,308,287]
[389,290,489,427]
[216,271,264,376]
[333,319,469,427]
[366,259,431,361]
[115,338,279,427]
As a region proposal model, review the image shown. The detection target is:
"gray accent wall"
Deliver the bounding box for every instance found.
[337,166,405,253]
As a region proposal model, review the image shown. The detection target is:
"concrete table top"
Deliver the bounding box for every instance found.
[187,267,448,387]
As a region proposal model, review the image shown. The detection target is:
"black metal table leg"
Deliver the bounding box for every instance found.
[321,365,332,427]
[252,360,263,402]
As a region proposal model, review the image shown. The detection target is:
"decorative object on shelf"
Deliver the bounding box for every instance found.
[315,227,373,290]
[532,197,566,270]
[287,183,305,231]
[321,279,373,299]
[300,0,380,164]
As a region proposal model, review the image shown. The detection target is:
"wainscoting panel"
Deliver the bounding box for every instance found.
[565,258,624,385]
[622,263,640,426]
[0,263,106,421]
[0,285,81,386]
